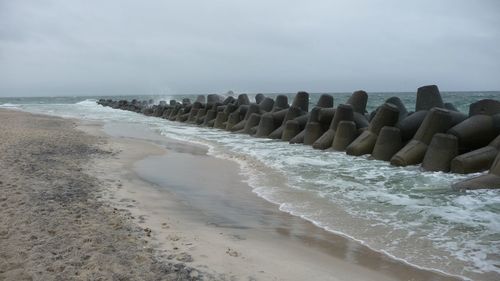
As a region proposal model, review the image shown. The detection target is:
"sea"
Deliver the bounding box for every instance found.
[1,91,499,281]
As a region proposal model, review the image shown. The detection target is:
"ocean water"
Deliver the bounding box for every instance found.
[1,91,499,280]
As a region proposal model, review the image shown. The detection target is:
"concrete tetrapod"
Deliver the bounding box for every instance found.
[347,90,368,114]
[255,93,265,104]
[346,103,400,156]
[257,97,275,112]
[236,113,262,135]
[468,99,500,116]
[197,94,225,126]
[213,112,228,129]
[397,85,446,141]
[163,103,174,119]
[178,100,206,122]
[254,95,292,136]
[290,107,337,145]
[158,105,170,117]
[282,120,302,141]
[371,126,403,161]
[331,121,358,151]
[384,97,408,123]
[226,105,250,130]
[170,98,191,121]
[421,133,459,172]
[286,121,305,144]
[230,97,274,132]
[301,108,325,145]
[164,106,172,119]
[447,99,500,152]
[268,107,306,139]
[451,135,500,174]
[415,85,444,111]
[237,93,251,106]
[255,92,309,139]
[163,105,174,117]
[353,112,370,129]
[270,92,310,139]
[281,115,308,142]
[289,94,334,144]
[150,103,164,116]
[292,91,310,112]
[318,108,336,124]
[272,95,290,112]
[397,109,467,143]
[207,94,223,105]
[368,97,406,122]
[202,108,218,127]
[187,108,200,123]
[196,104,212,122]
[222,96,236,105]
[151,105,164,117]
[397,111,429,141]
[206,99,236,127]
[214,104,238,129]
[254,113,277,137]
[347,91,370,130]
[452,152,500,190]
[161,100,177,118]
[181,98,191,106]
[313,104,354,150]
[168,104,183,121]
[225,110,243,130]
[173,105,186,121]
[391,108,455,167]
[448,113,500,152]
[185,102,204,122]
[316,94,335,108]
[195,103,218,124]
[195,95,206,103]
[194,108,208,125]
[177,106,193,122]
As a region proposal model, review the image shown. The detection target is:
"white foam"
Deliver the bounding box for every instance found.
[0,103,19,108]
[75,99,98,106]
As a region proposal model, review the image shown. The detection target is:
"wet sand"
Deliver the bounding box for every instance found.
[92,121,465,281]
[0,108,465,280]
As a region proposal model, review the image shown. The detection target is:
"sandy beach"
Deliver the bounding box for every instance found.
[0,109,206,280]
[0,108,467,280]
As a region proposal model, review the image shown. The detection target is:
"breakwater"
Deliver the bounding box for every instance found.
[97,85,500,190]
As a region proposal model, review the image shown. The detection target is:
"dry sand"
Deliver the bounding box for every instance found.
[0,108,464,281]
[0,109,207,280]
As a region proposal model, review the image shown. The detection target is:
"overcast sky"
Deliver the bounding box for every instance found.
[1,0,499,97]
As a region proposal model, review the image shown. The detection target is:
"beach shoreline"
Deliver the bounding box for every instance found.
[0,108,471,280]
[82,113,468,280]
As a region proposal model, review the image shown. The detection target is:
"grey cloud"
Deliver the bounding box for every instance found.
[0,0,499,96]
